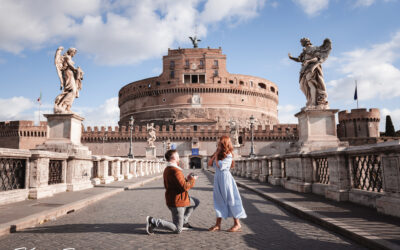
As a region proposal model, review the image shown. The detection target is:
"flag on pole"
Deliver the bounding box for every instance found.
[354,81,358,100]
[37,92,42,104]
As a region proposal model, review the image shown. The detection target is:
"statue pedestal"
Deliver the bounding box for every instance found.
[146,146,156,159]
[36,113,93,192]
[294,109,345,152]
[233,145,241,159]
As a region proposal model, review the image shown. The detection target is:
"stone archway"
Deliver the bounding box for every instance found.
[189,156,202,169]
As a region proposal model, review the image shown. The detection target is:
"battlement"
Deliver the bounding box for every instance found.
[82,123,298,142]
[0,120,47,127]
[167,47,222,56]
[338,108,380,122]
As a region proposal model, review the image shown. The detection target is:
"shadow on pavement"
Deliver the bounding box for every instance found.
[18,223,147,235]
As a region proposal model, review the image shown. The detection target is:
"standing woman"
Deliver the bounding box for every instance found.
[208,135,247,232]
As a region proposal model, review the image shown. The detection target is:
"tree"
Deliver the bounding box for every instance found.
[385,115,395,136]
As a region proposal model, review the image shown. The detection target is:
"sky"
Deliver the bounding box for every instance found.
[0,0,399,131]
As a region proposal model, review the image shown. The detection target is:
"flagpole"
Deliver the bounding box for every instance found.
[356,80,359,109]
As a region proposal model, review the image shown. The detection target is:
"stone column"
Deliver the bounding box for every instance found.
[268,157,282,186]
[324,152,350,201]
[241,160,247,177]
[246,159,253,178]
[29,150,68,199]
[131,160,137,177]
[259,157,268,182]
[101,157,114,184]
[139,160,145,176]
[252,158,260,180]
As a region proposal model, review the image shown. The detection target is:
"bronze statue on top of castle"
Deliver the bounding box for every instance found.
[54,46,84,114]
[147,123,156,147]
[189,36,201,48]
[288,38,332,109]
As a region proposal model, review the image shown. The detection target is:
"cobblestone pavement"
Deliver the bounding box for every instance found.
[0,170,365,250]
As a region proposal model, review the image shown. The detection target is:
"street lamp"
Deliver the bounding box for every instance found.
[128,116,134,158]
[249,115,255,158]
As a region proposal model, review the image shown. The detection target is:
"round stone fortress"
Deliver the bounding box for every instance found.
[118,47,279,127]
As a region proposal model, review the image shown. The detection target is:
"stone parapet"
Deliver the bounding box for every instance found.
[236,139,400,217]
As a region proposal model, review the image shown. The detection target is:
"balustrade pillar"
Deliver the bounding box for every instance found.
[259,158,268,182]
[252,159,260,180]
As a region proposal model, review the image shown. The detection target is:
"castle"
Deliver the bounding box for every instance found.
[0,46,383,168]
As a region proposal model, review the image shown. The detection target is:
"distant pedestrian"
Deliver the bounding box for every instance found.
[146,149,199,234]
[208,136,247,232]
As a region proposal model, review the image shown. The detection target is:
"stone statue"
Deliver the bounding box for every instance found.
[288,38,332,109]
[166,139,171,150]
[54,46,84,113]
[229,119,240,147]
[147,123,156,147]
[189,36,201,48]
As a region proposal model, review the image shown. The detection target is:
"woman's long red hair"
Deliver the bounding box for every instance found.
[217,135,234,161]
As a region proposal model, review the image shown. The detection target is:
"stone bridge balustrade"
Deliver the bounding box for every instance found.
[234,140,400,218]
[0,146,164,206]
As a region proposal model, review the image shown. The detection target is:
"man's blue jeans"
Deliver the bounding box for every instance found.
[152,197,200,233]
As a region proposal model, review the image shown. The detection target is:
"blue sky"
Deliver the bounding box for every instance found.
[0,0,399,131]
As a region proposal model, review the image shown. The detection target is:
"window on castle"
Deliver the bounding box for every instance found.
[192,75,198,83]
[184,74,191,83]
[170,60,175,68]
[185,60,189,67]
[250,81,253,87]
[258,83,266,89]
[214,60,218,66]
[214,70,218,76]
[200,59,204,66]
[167,81,171,84]
[239,81,244,85]
[148,83,151,88]
[156,81,160,86]
[229,80,234,84]
[170,70,175,79]
[270,86,275,93]
[193,125,198,131]
[199,75,205,83]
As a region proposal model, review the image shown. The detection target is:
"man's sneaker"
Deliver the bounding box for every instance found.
[146,216,154,235]
[182,223,194,230]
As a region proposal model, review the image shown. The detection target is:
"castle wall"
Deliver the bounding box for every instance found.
[0,121,47,149]
[118,47,279,128]
[338,108,380,146]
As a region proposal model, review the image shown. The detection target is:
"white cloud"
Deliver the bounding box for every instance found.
[381,108,400,131]
[353,0,394,7]
[0,0,265,65]
[292,0,329,16]
[78,97,119,127]
[201,0,266,24]
[278,104,298,123]
[0,96,34,120]
[327,31,400,102]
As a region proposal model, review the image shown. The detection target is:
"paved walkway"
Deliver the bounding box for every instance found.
[0,169,365,250]
[231,173,400,250]
[0,174,163,236]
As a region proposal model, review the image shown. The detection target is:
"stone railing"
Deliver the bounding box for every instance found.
[0,147,165,206]
[231,140,400,217]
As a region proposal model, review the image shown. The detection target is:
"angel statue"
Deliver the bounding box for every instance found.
[189,36,201,48]
[147,123,156,147]
[288,38,332,109]
[229,119,240,147]
[54,46,84,113]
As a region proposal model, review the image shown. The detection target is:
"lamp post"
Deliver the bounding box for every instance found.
[128,116,134,158]
[249,115,255,158]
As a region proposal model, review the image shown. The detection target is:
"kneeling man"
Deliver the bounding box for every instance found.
[146,149,199,234]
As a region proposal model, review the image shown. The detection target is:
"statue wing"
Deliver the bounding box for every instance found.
[317,38,332,63]
[54,46,64,86]
[189,36,194,42]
